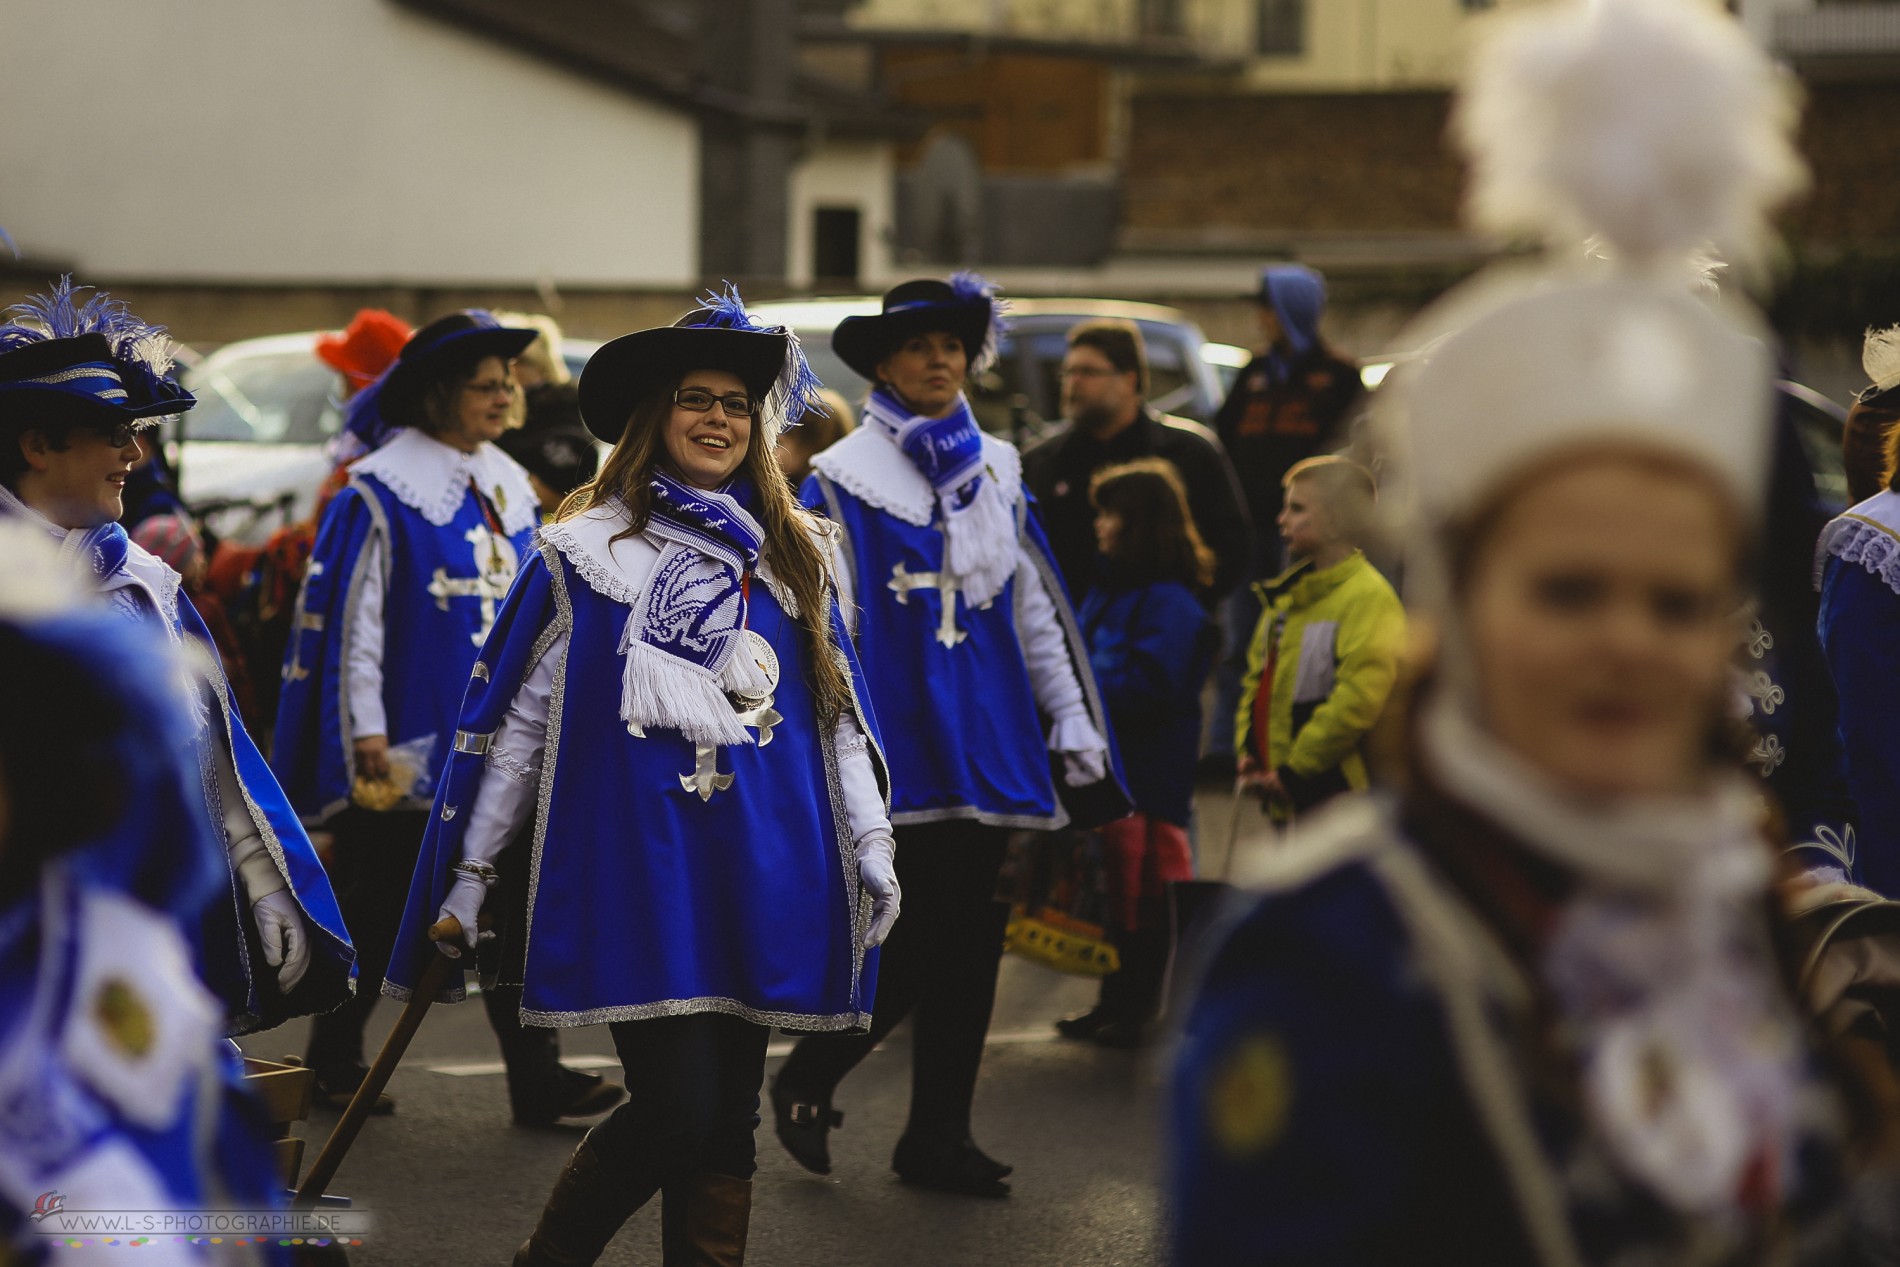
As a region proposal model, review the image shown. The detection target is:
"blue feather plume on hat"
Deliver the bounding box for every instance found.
[0,276,187,413]
[946,270,1008,376]
[691,282,827,434]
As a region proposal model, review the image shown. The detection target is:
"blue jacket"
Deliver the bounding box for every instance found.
[1817,495,1900,895]
[1077,574,1216,826]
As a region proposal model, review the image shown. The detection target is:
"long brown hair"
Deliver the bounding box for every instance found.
[1089,457,1215,591]
[556,380,853,726]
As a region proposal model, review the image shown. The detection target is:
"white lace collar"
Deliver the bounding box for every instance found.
[810,424,1022,528]
[1419,696,1769,898]
[538,504,658,606]
[351,428,539,534]
[540,499,806,617]
[1817,489,1900,598]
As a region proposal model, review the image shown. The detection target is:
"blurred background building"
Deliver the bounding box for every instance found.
[0,0,1895,395]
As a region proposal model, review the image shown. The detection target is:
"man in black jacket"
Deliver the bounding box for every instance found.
[1022,319,1251,605]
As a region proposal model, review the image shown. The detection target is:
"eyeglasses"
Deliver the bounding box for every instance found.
[673,388,756,418]
[1060,364,1121,380]
[463,379,519,399]
[86,421,141,448]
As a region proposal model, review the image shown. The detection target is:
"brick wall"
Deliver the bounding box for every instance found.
[1122,91,1465,239]
[1787,81,1900,247]
[1124,82,1900,249]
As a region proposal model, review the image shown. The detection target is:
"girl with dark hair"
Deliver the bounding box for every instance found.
[1054,458,1218,1047]
[273,311,619,1120]
[385,289,897,1266]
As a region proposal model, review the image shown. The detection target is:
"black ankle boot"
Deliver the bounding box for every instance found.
[769,1074,843,1175]
[891,1133,1011,1198]
[513,1134,655,1267]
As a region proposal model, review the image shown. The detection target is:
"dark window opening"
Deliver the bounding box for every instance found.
[1257,0,1305,55]
[813,206,862,286]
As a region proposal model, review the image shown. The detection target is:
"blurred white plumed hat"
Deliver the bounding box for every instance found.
[1379,0,1807,537]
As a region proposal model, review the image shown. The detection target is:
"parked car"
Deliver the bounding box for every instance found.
[167,332,599,543]
[746,296,1232,446]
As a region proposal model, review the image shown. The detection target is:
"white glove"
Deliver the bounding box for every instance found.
[1061,747,1109,788]
[252,891,310,993]
[855,831,900,949]
[434,869,491,959]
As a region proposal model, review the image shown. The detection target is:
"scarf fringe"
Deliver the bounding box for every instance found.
[617,624,754,748]
[942,479,1017,608]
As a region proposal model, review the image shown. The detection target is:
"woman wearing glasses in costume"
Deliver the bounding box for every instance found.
[385,290,899,1267]
[273,311,621,1122]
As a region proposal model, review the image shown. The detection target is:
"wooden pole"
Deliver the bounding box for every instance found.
[293,916,466,1207]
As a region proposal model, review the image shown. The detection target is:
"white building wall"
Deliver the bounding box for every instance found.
[0,0,698,285]
[786,142,896,291]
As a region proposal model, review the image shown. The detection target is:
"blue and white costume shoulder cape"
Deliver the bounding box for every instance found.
[805,423,1119,829]
[272,429,538,822]
[384,506,890,1031]
[0,877,287,1266]
[0,493,352,1036]
[1817,490,1900,896]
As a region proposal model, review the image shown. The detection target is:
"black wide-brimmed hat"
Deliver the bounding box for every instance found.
[578,286,820,445]
[831,272,1005,382]
[377,311,538,425]
[339,310,537,455]
[0,279,195,429]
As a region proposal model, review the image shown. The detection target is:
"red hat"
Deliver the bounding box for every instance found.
[315,309,412,393]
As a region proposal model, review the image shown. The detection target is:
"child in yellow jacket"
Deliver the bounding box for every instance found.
[1237,456,1405,818]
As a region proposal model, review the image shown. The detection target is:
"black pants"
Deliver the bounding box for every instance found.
[587,1013,771,1185]
[305,807,564,1090]
[778,821,1010,1140]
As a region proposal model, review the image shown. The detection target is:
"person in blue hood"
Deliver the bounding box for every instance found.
[1207,264,1362,772]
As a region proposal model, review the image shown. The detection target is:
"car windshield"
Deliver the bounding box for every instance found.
[182,350,345,445]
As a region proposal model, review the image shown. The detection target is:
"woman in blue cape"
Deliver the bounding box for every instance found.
[385,288,899,1267]
[0,527,289,1266]
[777,273,1122,1199]
[272,310,618,1119]
[0,279,352,1038]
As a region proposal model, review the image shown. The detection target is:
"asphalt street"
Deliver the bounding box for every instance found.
[238,787,1270,1266]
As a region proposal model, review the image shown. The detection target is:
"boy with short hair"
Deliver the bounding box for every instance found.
[1236,455,1405,818]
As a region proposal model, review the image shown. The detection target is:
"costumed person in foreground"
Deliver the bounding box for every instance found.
[272,311,620,1118]
[0,280,353,1036]
[1170,1,1900,1261]
[1818,327,1900,898]
[777,273,1122,1198]
[384,288,898,1267]
[0,527,288,1267]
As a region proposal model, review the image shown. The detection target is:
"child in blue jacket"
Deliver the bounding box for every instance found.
[1057,458,1220,1047]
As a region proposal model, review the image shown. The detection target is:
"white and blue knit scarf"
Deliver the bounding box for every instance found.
[863,386,1016,606]
[618,471,774,747]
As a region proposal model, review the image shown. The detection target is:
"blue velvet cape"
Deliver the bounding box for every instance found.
[175,594,354,1034]
[1818,552,1900,895]
[384,538,889,1031]
[272,472,537,823]
[802,472,1119,829]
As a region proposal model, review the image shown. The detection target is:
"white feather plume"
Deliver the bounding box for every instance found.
[1455,0,1806,270]
[1863,325,1900,395]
